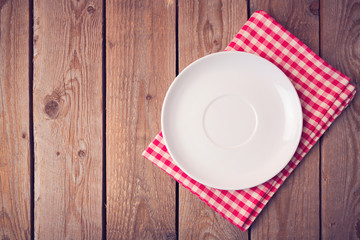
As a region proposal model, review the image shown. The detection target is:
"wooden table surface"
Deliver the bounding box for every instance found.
[1,0,359,239]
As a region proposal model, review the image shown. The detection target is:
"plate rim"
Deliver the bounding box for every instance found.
[161,51,303,190]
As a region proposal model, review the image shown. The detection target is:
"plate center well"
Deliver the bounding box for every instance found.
[203,94,258,149]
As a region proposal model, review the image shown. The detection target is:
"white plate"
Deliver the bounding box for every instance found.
[161,51,302,190]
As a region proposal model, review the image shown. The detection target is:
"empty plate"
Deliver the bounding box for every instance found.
[161,51,303,190]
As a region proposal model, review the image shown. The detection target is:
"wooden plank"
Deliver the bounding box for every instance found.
[0,0,30,239]
[178,1,248,239]
[33,0,103,238]
[249,1,320,239]
[321,0,360,239]
[106,0,176,239]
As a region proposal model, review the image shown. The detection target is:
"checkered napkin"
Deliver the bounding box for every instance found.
[142,10,356,231]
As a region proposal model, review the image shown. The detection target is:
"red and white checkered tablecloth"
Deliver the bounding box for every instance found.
[142,10,356,231]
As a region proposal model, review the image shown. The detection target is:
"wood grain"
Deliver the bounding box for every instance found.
[33,0,103,238]
[178,1,248,239]
[0,0,30,239]
[320,0,360,239]
[106,0,176,239]
[249,1,320,239]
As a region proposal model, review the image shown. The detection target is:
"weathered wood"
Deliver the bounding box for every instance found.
[0,0,30,239]
[178,0,248,239]
[33,0,103,238]
[106,0,176,239]
[321,0,360,239]
[250,0,320,239]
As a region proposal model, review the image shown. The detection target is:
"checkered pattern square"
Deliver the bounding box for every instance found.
[142,10,356,231]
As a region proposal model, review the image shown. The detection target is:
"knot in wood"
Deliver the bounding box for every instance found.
[87,6,95,13]
[146,94,152,100]
[45,100,59,119]
[309,1,319,15]
[109,41,115,49]
[78,150,86,158]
